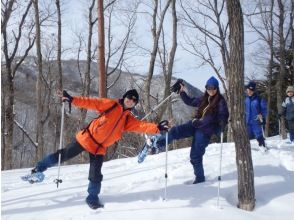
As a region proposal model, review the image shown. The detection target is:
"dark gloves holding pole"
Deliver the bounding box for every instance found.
[62,90,73,113]
[62,90,73,103]
[157,120,170,131]
[170,79,184,94]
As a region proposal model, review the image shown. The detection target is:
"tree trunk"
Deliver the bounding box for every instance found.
[2,66,14,170]
[265,0,275,137]
[144,0,171,113]
[97,0,106,97]
[277,0,287,139]
[156,0,177,122]
[226,0,255,211]
[54,0,63,151]
[33,0,45,161]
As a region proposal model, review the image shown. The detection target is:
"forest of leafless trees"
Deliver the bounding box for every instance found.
[1,0,293,211]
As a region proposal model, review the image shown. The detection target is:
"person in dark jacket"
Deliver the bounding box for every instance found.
[151,76,229,184]
[281,86,294,143]
[244,81,268,150]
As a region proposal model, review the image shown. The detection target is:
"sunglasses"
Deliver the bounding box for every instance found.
[126,95,137,102]
[206,86,217,91]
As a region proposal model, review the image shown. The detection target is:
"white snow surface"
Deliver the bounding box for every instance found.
[2,136,294,220]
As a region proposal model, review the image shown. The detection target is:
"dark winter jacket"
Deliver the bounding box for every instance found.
[245,94,267,124]
[282,97,294,121]
[180,91,229,136]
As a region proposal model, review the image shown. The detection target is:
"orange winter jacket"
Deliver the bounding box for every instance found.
[72,96,160,155]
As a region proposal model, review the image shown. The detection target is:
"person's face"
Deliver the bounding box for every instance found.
[246,88,254,96]
[206,86,217,96]
[287,91,294,97]
[123,95,137,109]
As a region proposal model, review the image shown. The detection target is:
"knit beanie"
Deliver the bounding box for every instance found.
[123,89,139,102]
[246,81,256,91]
[205,76,219,89]
[286,86,294,93]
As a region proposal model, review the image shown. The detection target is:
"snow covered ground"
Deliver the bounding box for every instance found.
[2,136,294,220]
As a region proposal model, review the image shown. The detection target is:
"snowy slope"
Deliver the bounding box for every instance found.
[2,137,294,220]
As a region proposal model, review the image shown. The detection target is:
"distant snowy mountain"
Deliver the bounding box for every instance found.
[2,136,294,220]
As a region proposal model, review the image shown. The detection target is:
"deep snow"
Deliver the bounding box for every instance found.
[1,136,294,220]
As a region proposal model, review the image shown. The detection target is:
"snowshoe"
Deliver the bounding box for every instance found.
[21,172,45,184]
[138,135,158,163]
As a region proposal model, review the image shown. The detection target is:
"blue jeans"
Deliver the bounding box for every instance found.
[35,139,104,201]
[156,121,211,179]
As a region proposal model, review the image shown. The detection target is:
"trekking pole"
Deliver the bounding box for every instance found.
[54,101,65,188]
[142,93,175,120]
[217,131,224,207]
[278,118,281,140]
[163,131,168,201]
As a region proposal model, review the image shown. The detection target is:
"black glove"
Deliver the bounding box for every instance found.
[157,120,169,131]
[63,90,73,103]
[219,120,226,132]
[170,79,184,94]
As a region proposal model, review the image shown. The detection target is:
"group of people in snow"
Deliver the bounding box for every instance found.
[28,76,293,209]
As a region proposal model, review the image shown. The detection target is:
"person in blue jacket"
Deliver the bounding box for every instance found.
[245,81,268,150]
[151,76,229,184]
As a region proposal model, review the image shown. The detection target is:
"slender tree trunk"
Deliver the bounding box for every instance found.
[33,0,45,161]
[55,0,63,151]
[145,0,171,113]
[277,0,287,139]
[226,0,255,211]
[265,0,275,137]
[2,65,14,170]
[97,0,106,97]
[156,0,177,122]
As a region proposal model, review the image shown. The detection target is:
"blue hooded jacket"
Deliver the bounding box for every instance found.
[245,93,267,124]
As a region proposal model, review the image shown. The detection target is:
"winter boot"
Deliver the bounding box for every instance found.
[86,181,103,209]
[21,167,45,183]
[192,176,205,184]
[257,136,268,152]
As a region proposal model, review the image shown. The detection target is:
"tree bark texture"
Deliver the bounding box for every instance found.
[97,0,106,97]
[226,0,255,211]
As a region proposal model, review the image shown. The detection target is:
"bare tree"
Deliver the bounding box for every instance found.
[276,0,288,139]
[1,0,35,170]
[144,0,172,113]
[97,0,107,97]
[156,0,177,122]
[33,0,46,161]
[226,0,255,211]
[105,0,137,94]
[180,0,229,96]
[53,0,63,152]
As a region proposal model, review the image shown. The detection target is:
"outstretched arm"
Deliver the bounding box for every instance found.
[124,115,160,134]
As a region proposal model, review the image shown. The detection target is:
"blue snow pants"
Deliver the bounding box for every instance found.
[156,121,211,179]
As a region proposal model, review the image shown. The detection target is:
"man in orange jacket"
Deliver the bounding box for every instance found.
[29,89,169,209]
